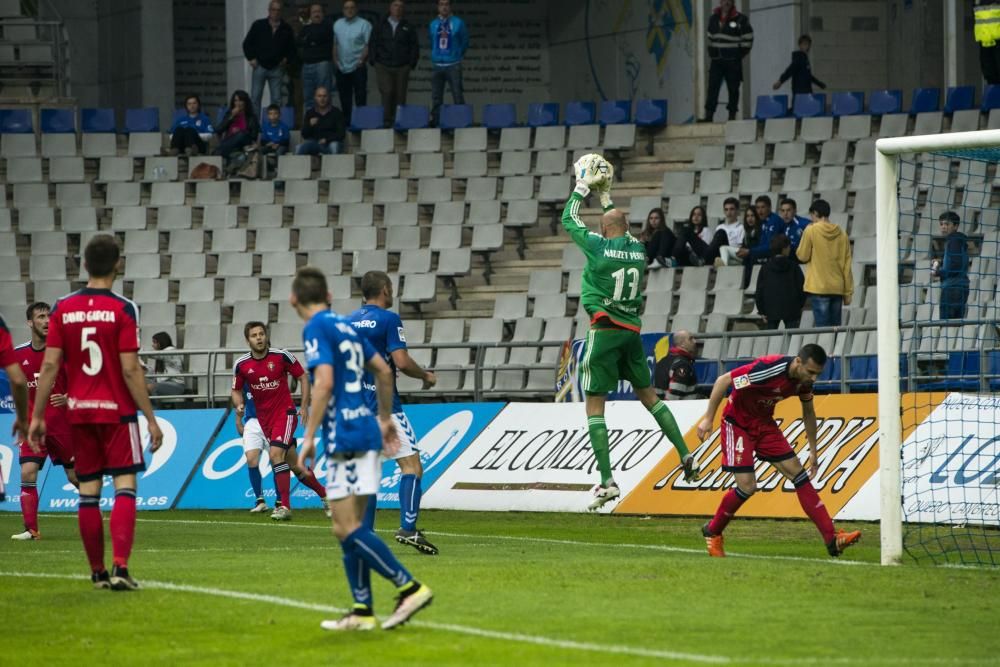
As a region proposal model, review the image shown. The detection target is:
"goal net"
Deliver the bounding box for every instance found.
[877,129,1000,567]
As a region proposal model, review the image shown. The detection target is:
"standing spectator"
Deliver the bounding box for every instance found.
[654,330,701,401]
[334,0,373,125]
[755,234,806,330]
[975,1,1000,85]
[297,86,346,155]
[932,211,971,319]
[371,0,420,127]
[702,0,754,122]
[796,199,853,327]
[146,332,186,397]
[772,34,826,95]
[243,0,297,116]
[429,0,469,127]
[719,206,761,266]
[641,208,678,268]
[214,90,260,167]
[298,3,334,111]
[168,95,214,157]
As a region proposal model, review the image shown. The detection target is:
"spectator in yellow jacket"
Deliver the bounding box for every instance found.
[796,199,853,327]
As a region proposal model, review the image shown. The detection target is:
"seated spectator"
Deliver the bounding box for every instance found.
[260,103,290,157]
[168,94,214,156]
[672,205,711,266]
[654,330,702,400]
[796,198,853,327]
[719,206,761,266]
[709,197,745,266]
[297,86,346,156]
[641,208,678,269]
[146,332,186,396]
[773,34,825,95]
[778,197,809,248]
[214,90,260,168]
[932,211,971,319]
[755,234,805,330]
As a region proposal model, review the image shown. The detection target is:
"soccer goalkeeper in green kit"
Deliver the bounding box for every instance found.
[563,154,702,511]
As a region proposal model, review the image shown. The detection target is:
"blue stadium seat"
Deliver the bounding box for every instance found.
[439,104,473,130]
[989,351,1000,391]
[0,108,33,133]
[599,99,631,125]
[394,104,429,131]
[831,92,864,117]
[724,359,750,373]
[869,89,902,115]
[909,87,940,114]
[814,357,842,393]
[564,101,596,126]
[81,108,116,133]
[793,93,826,118]
[527,103,559,127]
[848,356,877,393]
[944,86,975,113]
[635,99,668,127]
[982,84,1000,111]
[350,105,384,131]
[918,352,980,392]
[754,95,788,120]
[40,108,75,133]
[483,103,517,129]
[124,107,159,133]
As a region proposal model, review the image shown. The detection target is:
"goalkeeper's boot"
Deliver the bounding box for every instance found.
[681,454,703,483]
[395,528,439,555]
[109,565,140,591]
[249,498,268,513]
[10,529,40,541]
[91,569,111,590]
[382,582,433,630]
[321,606,376,632]
[587,482,621,511]
[826,529,861,557]
[702,523,726,558]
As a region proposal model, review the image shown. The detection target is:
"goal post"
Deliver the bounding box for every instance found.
[876,128,1000,567]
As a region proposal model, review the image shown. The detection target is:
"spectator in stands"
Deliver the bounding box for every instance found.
[298,3,334,111]
[214,90,260,166]
[796,199,853,327]
[260,104,290,171]
[739,194,784,287]
[754,194,782,230]
[719,206,762,267]
[710,197,745,267]
[672,205,712,266]
[297,86,346,155]
[429,0,469,127]
[654,330,701,401]
[168,95,214,157]
[975,1,1000,85]
[772,34,826,95]
[641,208,678,269]
[702,0,754,122]
[755,234,805,330]
[146,332,186,397]
[371,0,420,127]
[932,211,971,320]
[777,197,807,253]
[243,0,297,115]
[334,0,373,126]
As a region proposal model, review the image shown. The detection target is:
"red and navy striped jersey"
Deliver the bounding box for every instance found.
[724,354,813,426]
[47,288,141,424]
[231,349,304,422]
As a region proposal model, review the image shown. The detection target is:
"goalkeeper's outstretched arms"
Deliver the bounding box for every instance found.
[561,154,615,249]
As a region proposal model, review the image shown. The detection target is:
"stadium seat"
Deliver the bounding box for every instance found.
[763,117,795,143]
[293,203,330,227]
[373,178,408,204]
[150,182,184,207]
[732,143,764,168]
[410,153,445,179]
[533,125,565,150]
[662,171,695,196]
[203,205,238,230]
[499,127,530,151]
[62,207,98,232]
[914,112,943,135]
[982,84,1000,112]
[360,128,394,154]
[755,95,788,120]
[284,180,319,205]
[800,116,833,142]
[406,128,441,153]
[603,123,635,150]
[725,119,757,143]
[910,87,940,114]
[568,124,600,150]
[40,108,74,135]
[950,109,980,133]
[782,166,811,192]
[635,99,668,127]
[383,202,418,226]
[483,103,517,130]
[364,153,400,178]
[793,93,825,118]
[124,107,159,132]
[837,115,871,140]
[504,200,538,227]
[471,223,503,253]
[469,200,500,225]
[538,175,569,202]
[255,227,291,251]
[598,100,630,125]
[431,203,463,228]
[350,105,384,131]
[694,144,726,170]
[453,126,487,152]
[321,153,356,178]
[240,181,275,205]
[144,156,179,181]
[394,104,429,130]
[773,142,806,168]
[944,86,975,113]
[499,150,531,176]
[5,157,41,183]
[277,155,311,180]
[878,114,908,138]
[106,182,141,207]
[493,293,527,320]
[195,181,230,206]
[439,104,473,130]
[565,101,596,126]
[527,103,559,127]
[99,156,133,182]
[869,89,902,115]
[501,176,533,200]
[831,92,864,117]
[429,224,461,250]
[417,177,452,204]
[738,168,771,194]
[338,202,373,227]
[0,108,32,134]
[329,178,363,204]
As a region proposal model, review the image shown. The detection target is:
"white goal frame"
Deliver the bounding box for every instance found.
[875,128,1000,565]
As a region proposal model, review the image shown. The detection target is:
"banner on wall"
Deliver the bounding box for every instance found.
[0,413,52,513]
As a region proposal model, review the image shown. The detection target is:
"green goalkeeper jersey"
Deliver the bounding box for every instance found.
[561,191,645,332]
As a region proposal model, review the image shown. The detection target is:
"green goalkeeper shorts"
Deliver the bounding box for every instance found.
[579,326,651,395]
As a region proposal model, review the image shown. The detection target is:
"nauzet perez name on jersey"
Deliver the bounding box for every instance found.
[603,248,645,262]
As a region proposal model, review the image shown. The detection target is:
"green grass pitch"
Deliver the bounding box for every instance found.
[1,509,998,666]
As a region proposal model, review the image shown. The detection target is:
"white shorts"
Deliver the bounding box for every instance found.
[325,450,381,501]
[242,418,269,454]
[388,411,419,461]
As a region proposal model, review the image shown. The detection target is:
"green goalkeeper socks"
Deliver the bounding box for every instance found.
[650,401,690,459]
[587,415,614,486]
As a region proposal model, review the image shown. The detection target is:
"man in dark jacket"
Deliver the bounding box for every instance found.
[296,87,346,155]
[298,3,334,111]
[371,0,420,127]
[243,0,298,117]
[654,330,701,401]
[933,211,971,320]
[703,0,754,122]
[755,234,805,330]
[773,34,825,95]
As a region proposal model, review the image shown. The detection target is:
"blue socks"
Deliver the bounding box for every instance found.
[399,474,421,532]
[340,539,373,608]
[343,526,412,588]
[248,465,263,501]
[363,495,377,530]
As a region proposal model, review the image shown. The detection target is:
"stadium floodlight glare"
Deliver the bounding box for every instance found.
[876,129,1000,567]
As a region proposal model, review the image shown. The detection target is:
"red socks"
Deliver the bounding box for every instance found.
[20,483,39,533]
[297,469,326,499]
[792,472,835,543]
[110,489,137,569]
[273,462,291,508]
[707,487,752,535]
[78,495,105,573]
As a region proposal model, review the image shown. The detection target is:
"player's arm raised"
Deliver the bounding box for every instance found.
[391,348,436,389]
[299,362,330,471]
[697,372,733,441]
[366,353,399,456]
[27,347,62,450]
[561,155,613,250]
[801,398,819,477]
[120,351,163,452]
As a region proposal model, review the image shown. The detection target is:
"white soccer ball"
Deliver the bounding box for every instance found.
[575,153,613,187]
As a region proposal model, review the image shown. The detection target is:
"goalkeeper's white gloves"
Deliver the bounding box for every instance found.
[596,182,614,210]
[572,154,614,201]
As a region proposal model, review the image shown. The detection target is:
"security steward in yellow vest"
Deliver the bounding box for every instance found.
[975,2,1000,84]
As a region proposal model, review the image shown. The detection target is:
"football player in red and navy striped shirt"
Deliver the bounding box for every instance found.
[29,235,163,591]
[695,344,861,558]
